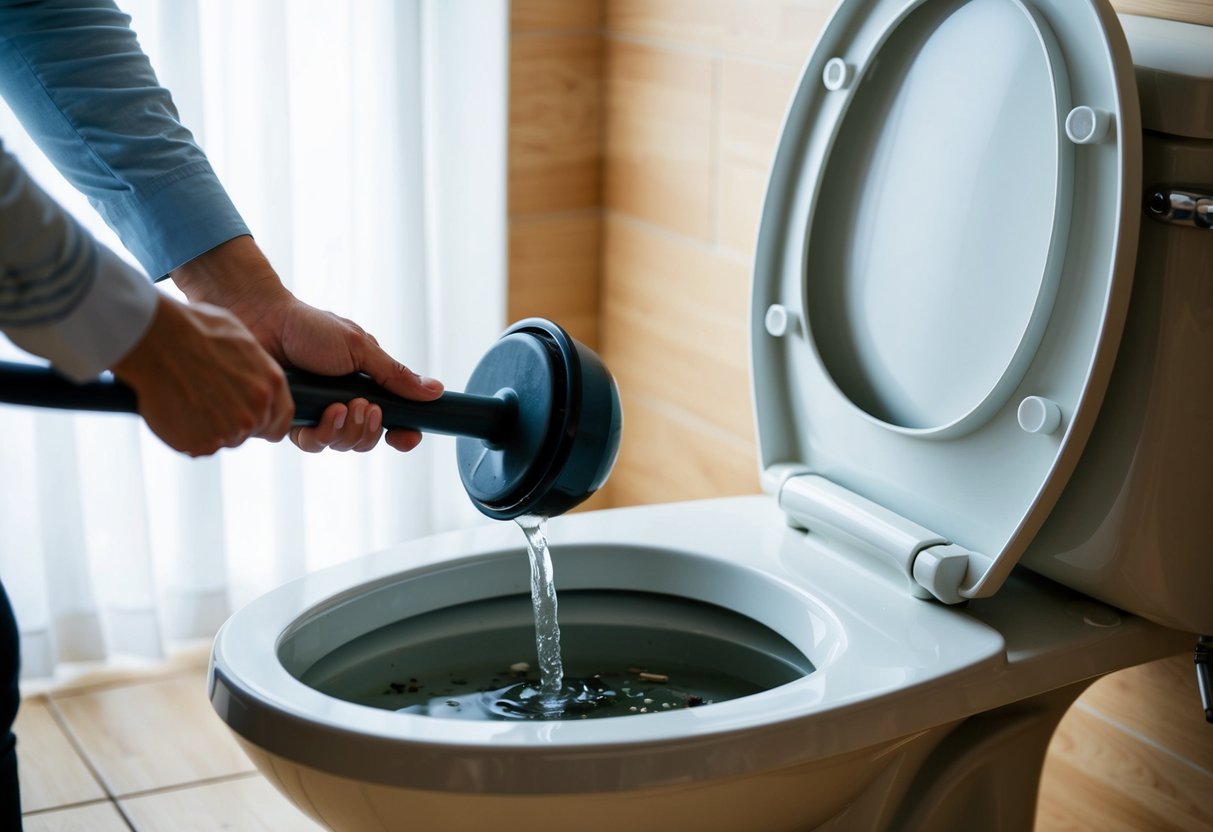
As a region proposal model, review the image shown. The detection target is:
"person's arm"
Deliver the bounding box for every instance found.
[1,140,292,455]
[0,0,442,452]
[0,0,246,279]
[0,138,156,379]
[171,236,444,454]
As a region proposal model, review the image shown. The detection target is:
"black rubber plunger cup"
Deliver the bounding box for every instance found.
[0,317,622,520]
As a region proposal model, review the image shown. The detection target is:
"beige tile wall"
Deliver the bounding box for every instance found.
[508,1,1212,828]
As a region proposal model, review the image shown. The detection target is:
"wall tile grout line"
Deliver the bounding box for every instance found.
[509,207,605,226]
[604,30,804,72]
[604,209,754,267]
[511,27,606,40]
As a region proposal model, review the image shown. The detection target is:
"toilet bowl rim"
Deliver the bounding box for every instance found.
[209,498,1017,792]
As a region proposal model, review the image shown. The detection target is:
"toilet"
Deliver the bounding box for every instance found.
[209,2,1212,831]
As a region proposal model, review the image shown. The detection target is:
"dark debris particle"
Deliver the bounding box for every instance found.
[687,694,704,707]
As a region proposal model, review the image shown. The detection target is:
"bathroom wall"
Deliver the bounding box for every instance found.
[508,1,603,352]
[507,0,1212,828]
[507,0,608,507]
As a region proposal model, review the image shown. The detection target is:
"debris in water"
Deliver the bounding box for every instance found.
[638,672,669,684]
[509,662,530,674]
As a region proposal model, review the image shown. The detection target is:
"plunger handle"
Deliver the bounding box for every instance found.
[286,369,513,442]
[0,361,515,443]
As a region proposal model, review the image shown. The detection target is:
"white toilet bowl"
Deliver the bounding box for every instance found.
[211,498,1189,831]
[210,2,1212,830]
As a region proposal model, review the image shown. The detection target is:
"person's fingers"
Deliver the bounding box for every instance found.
[349,406,383,453]
[290,402,348,452]
[385,428,423,453]
[351,335,443,401]
[330,399,370,451]
[257,365,293,443]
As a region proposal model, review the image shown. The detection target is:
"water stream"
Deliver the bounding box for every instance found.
[516,514,565,704]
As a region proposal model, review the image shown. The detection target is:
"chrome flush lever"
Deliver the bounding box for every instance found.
[1145,188,1213,230]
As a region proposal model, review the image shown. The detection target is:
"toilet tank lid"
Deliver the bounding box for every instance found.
[1121,14,1213,139]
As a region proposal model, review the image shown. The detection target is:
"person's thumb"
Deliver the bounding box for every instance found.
[357,340,444,401]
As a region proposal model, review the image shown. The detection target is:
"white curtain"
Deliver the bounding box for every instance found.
[0,0,508,681]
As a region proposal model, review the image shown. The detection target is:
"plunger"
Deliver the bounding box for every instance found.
[0,318,622,520]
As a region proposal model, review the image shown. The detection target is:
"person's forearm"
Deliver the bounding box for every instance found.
[0,0,248,278]
[0,141,158,380]
[171,236,293,321]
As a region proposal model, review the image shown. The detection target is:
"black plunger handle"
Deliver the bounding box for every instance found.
[285,369,513,441]
[0,361,514,443]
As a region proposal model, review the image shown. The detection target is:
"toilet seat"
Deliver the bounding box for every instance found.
[752,0,1142,604]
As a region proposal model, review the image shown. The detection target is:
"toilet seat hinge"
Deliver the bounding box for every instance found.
[776,473,978,604]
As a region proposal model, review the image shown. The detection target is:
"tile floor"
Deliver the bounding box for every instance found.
[14,648,323,831]
[16,648,1200,831]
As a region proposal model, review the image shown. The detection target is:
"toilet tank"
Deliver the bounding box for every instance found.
[1020,15,1213,635]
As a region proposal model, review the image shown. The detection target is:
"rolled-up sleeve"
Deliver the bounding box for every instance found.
[0,0,248,279]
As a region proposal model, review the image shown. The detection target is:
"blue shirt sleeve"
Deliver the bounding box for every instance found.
[0,0,249,280]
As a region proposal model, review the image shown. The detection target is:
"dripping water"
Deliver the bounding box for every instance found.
[516,514,564,705]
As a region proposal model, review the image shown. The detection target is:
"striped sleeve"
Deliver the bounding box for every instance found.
[0,140,94,326]
[1,139,157,380]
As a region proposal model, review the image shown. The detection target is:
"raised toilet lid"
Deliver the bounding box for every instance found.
[752,0,1142,604]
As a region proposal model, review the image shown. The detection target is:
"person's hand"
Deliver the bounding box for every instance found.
[111,293,293,457]
[246,299,444,453]
[170,236,442,453]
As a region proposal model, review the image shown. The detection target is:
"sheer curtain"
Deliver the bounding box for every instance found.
[0,0,507,681]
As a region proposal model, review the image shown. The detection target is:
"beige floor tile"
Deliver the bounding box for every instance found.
[22,801,129,832]
[121,776,324,832]
[50,671,254,796]
[15,698,106,813]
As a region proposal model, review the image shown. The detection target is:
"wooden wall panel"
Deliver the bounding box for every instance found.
[608,395,760,507]
[509,214,601,349]
[511,0,603,33]
[606,0,834,64]
[718,58,800,255]
[602,216,752,437]
[605,40,714,241]
[508,0,607,498]
[509,33,603,216]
